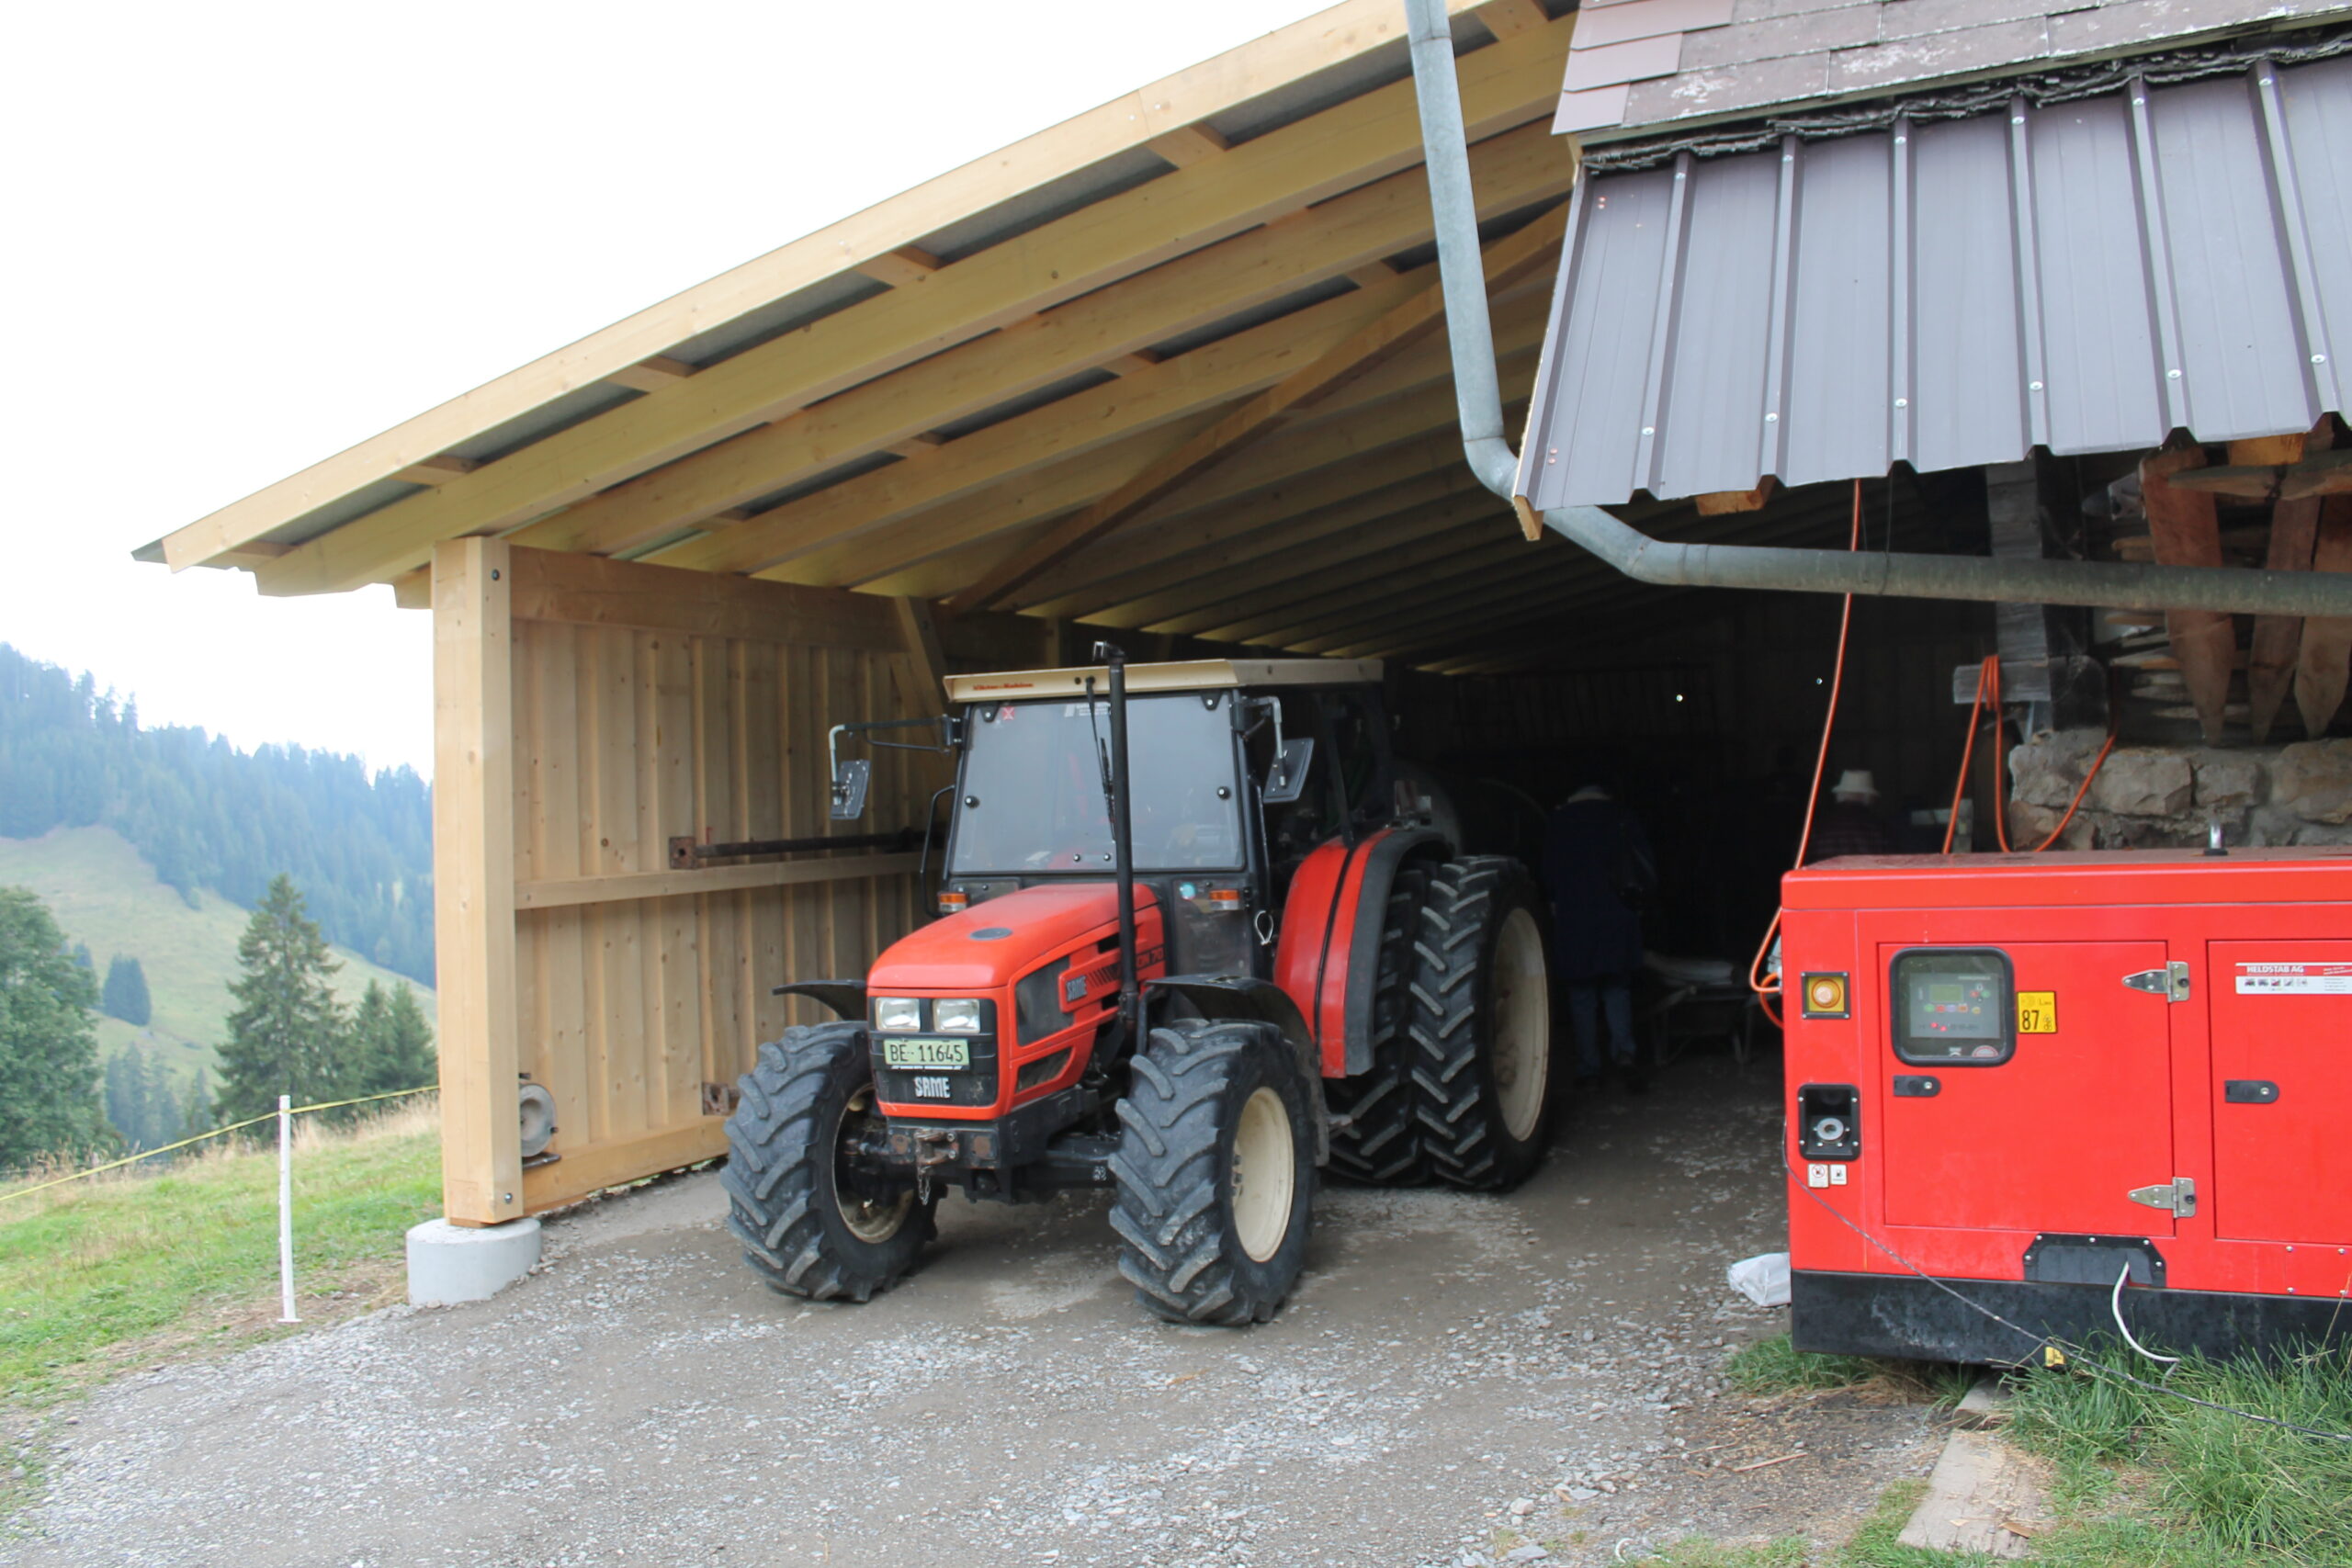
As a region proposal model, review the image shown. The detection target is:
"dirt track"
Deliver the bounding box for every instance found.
[3,1048,1944,1567]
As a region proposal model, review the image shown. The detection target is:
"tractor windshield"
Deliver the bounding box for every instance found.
[950,693,1244,874]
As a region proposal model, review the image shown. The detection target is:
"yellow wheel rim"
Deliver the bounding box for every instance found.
[1230,1086,1295,1263]
[1490,906,1551,1143]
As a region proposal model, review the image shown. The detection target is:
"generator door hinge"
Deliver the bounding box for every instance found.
[2121,961,2191,1002]
[2127,1177,2197,1217]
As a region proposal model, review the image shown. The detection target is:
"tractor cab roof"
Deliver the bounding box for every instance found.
[944,658,1382,705]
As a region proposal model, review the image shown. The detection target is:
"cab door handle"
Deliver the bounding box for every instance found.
[2224,1079,2279,1104]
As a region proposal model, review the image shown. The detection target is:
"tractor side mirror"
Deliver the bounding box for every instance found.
[830,759,872,820]
[1262,739,1315,806]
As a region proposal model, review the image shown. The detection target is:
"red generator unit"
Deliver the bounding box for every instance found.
[1779,848,2352,1364]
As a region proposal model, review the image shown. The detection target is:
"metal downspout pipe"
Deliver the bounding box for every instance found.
[1401,0,2352,618]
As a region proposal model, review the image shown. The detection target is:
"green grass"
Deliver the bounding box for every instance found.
[2003,1345,2352,1568]
[1724,1333,1976,1407]
[0,1100,441,1408]
[0,826,434,1093]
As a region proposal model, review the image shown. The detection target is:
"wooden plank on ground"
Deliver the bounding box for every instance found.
[522,1121,729,1213]
[2142,446,2236,744]
[2296,495,2352,739]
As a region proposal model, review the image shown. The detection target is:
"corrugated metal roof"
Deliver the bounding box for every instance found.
[1517,53,2352,510]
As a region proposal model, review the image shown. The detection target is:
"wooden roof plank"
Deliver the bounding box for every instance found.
[159,0,1525,577]
[233,19,1574,595]
[508,121,1573,563]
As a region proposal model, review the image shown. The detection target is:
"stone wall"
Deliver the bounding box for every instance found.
[2007,732,2352,850]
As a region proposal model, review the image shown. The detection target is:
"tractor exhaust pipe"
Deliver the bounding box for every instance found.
[1400,0,2352,619]
[1092,639,1143,1043]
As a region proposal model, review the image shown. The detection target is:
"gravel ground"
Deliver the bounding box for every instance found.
[3,1047,1945,1567]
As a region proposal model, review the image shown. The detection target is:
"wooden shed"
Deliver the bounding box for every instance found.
[147,0,1608,1225]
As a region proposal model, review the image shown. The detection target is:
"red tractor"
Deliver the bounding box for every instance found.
[724,646,1555,1324]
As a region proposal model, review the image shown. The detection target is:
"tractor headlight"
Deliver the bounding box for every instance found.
[933,998,985,1033]
[872,997,923,1032]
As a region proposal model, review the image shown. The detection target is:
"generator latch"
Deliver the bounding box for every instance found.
[2121,961,2192,1002]
[2126,1177,2198,1217]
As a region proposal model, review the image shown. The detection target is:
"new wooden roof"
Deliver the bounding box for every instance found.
[151,0,1611,672]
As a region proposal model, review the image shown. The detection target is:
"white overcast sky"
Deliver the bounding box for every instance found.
[0,0,1334,781]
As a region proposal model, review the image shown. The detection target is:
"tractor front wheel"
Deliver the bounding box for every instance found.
[1110,1020,1316,1325]
[722,1021,936,1303]
[1408,857,1557,1190]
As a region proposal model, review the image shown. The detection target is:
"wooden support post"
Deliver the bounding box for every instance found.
[2296,495,2352,740]
[893,596,951,713]
[2141,447,2235,744]
[2250,424,2332,741]
[431,536,524,1226]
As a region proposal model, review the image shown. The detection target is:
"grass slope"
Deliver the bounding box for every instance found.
[0,1100,441,1408]
[0,826,435,1088]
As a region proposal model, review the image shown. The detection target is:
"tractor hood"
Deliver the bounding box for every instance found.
[870,882,1162,992]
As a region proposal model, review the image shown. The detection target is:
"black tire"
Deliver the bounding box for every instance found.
[1324,864,1430,1186]
[1408,857,1557,1191]
[1110,1019,1316,1325]
[722,1021,936,1303]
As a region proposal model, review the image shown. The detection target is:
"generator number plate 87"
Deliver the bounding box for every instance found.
[882,1036,971,1069]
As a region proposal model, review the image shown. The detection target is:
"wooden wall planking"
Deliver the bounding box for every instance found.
[429,547,947,1220]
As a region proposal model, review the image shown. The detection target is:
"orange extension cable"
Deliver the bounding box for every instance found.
[1941,652,2119,855]
[1747,479,1864,1023]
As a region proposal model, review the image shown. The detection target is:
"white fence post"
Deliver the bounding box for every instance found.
[277,1094,299,1324]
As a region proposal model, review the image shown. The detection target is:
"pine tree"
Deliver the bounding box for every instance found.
[351,981,436,1096]
[183,1066,215,1137]
[214,875,349,1125]
[0,886,107,1168]
[100,954,153,1027]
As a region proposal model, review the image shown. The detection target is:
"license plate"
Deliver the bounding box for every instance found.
[882,1036,970,1069]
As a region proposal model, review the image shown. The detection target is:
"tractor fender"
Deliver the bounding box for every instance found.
[1146,976,1329,1166]
[770,979,868,1020]
[1274,828,1450,1078]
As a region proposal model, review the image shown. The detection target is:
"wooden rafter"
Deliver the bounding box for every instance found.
[505,121,1571,564]
[2142,446,2235,744]
[2297,495,2352,739]
[1056,468,1497,626]
[1208,527,1539,645]
[394,455,481,487]
[161,0,1542,577]
[653,278,1428,580]
[855,246,944,288]
[1148,123,1230,167]
[603,355,698,393]
[1117,497,1516,635]
[943,214,1563,617]
[762,315,1549,597]
[2249,423,2329,741]
[238,27,1574,596]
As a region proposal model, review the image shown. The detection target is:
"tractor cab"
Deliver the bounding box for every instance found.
[933,659,1396,980]
[723,650,1558,1325]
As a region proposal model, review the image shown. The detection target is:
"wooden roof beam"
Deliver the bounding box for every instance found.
[240,22,1576,595]
[854,246,945,288]
[1103,494,1515,633]
[503,123,1570,565]
[943,215,1562,617]
[603,355,699,393]
[654,277,1429,581]
[394,455,481,487]
[1147,122,1229,168]
[160,0,1534,578]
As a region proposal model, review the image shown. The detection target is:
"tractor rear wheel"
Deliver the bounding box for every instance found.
[722,1021,936,1303]
[1408,857,1557,1191]
[1110,1019,1316,1325]
[1325,864,1430,1186]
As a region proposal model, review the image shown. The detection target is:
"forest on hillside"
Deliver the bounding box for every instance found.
[0,644,435,982]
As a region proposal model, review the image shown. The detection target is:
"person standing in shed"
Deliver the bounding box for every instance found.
[1544,783,1657,1094]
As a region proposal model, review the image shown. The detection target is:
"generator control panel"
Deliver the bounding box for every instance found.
[1891,949,2013,1064]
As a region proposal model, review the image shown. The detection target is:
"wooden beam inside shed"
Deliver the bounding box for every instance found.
[603,355,699,392]
[2142,446,2235,744]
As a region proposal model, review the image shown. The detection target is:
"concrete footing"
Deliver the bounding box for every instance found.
[406,1216,542,1306]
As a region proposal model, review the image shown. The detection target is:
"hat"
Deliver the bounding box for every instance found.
[1830,769,1878,802]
